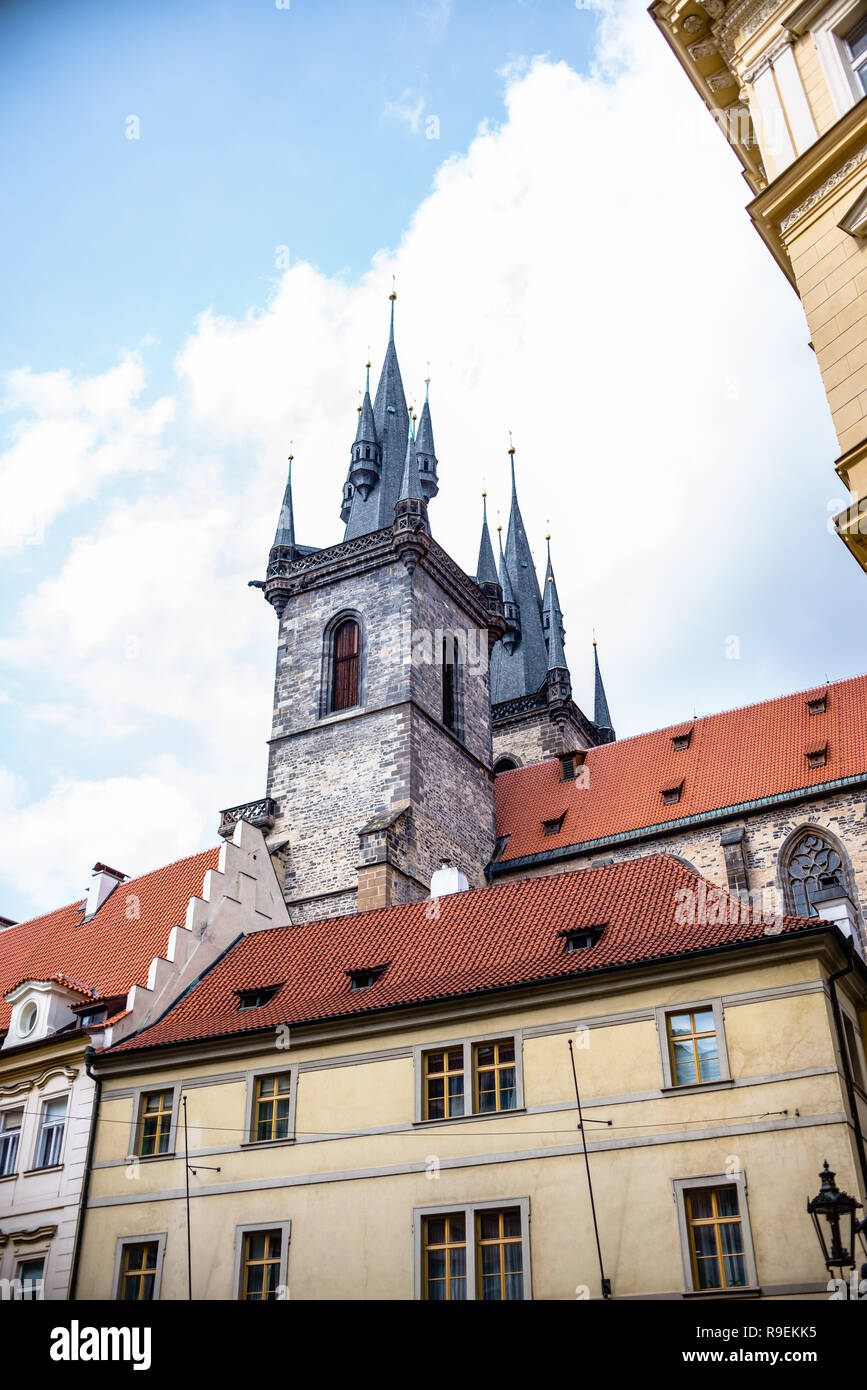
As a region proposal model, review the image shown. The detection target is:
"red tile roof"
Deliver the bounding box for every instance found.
[495,673,867,864]
[0,848,221,1035]
[107,855,818,1055]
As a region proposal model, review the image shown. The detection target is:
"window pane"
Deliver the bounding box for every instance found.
[476,1044,495,1067]
[246,1231,267,1261]
[478,1212,501,1242]
[450,1246,467,1283]
[673,1043,697,1086]
[426,1217,446,1245]
[447,1049,463,1070]
[499,1068,517,1110]
[449,1213,465,1242]
[427,1052,444,1073]
[498,1041,515,1064]
[448,1076,465,1115]
[693,1010,714,1033]
[501,1209,521,1239]
[689,1190,714,1220]
[695,1256,721,1290]
[691,1224,718,1259]
[716,1188,740,1219]
[723,1254,748,1287]
[668,1013,691,1036]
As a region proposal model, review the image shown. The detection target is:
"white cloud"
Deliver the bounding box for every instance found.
[0,0,848,919]
[0,354,174,553]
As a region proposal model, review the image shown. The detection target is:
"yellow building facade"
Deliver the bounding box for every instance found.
[651,0,867,569]
[77,922,867,1301]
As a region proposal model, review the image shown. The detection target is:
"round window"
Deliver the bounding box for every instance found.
[19,1002,38,1036]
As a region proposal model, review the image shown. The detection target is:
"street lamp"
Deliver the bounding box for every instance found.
[807,1161,862,1275]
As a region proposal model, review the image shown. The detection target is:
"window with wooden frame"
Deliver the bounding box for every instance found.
[137,1090,174,1157]
[423,1047,465,1121]
[474,1038,517,1113]
[119,1242,159,1301]
[416,1033,523,1122]
[331,618,359,712]
[684,1186,748,1291]
[421,1211,467,1300]
[415,1199,531,1301]
[666,1009,722,1087]
[476,1207,524,1300]
[240,1229,283,1300]
[17,1257,45,1301]
[0,1108,23,1177]
[253,1073,293,1142]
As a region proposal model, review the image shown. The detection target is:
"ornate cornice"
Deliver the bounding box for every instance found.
[0,1063,77,1100]
[780,146,867,230]
[10,1224,57,1246]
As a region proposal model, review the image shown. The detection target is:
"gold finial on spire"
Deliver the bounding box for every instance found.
[482,490,487,499]
[389,274,397,302]
[508,429,515,456]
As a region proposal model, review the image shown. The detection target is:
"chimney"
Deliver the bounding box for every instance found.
[812,879,862,955]
[84,863,127,921]
[430,862,470,898]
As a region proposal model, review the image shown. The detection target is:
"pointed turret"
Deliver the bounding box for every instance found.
[593,640,615,741]
[415,377,439,500]
[344,290,412,539]
[348,362,381,502]
[475,494,498,587]
[490,443,549,704]
[392,414,430,573]
[265,454,299,619]
[541,537,565,649]
[273,455,296,550]
[497,526,521,654]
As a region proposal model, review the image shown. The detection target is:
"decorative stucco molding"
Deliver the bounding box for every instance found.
[780,146,867,230]
[10,1224,58,1246]
[0,1064,77,1101]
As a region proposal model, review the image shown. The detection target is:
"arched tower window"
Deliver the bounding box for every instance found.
[331,619,359,712]
[784,829,846,917]
[494,757,518,775]
[442,633,458,733]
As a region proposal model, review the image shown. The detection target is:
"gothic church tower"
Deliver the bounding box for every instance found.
[257,298,506,920]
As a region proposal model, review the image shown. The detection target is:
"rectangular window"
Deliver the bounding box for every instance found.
[685,1186,748,1291]
[241,1229,283,1300]
[18,1258,44,1301]
[667,1009,721,1086]
[415,1199,531,1301]
[0,1108,23,1177]
[416,1033,523,1122]
[253,1074,293,1142]
[119,1242,159,1301]
[474,1039,517,1113]
[138,1090,174,1157]
[476,1207,524,1301]
[843,1013,866,1091]
[35,1097,67,1168]
[422,1212,467,1300]
[845,14,867,93]
[423,1048,465,1121]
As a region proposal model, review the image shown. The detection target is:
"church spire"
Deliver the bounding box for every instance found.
[415,375,439,500]
[393,412,430,572]
[348,360,381,502]
[542,536,567,666]
[593,639,614,739]
[475,493,498,586]
[497,525,521,654]
[343,289,410,539]
[490,441,548,701]
[273,454,296,550]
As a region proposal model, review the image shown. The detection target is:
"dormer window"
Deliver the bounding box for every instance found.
[672,732,692,751]
[806,747,828,770]
[560,752,586,782]
[807,696,827,716]
[543,814,566,837]
[237,986,281,1011]
[561,926,604,953]
[348,966,386,991]
[662,785,683,806]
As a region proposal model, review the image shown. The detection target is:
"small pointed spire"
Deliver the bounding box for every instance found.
[476,493,498,586]
[593,639,614,736]
[273,453,296,549]
[399,418,422,501]
[415,373,439,501]
[389,278,397,341]
[542,534,567,667]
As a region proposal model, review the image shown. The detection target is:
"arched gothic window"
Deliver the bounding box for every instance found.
[331,619,359,712]
[494,757,518,775]
[785,830,846,917]
[442,633,458,733]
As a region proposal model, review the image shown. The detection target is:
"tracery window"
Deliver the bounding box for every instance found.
[786,831,846,917]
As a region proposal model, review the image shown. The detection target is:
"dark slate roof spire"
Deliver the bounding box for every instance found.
[343,288,410,539]
[475,493,498,586]
[399,413,423,500]
[273,454,296,549]
[593,639,614,737]
[542,535,568,672]
[491,440,548,702]
[415,374,439,500]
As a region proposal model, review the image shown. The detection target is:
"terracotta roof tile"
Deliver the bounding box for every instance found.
[495,673,867,862]
[107,855,817,1055]
[0,848,221,1032]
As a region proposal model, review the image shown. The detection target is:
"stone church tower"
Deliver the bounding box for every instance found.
[255,298,506,920]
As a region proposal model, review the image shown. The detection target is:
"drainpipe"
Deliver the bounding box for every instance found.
[827,937,867,1204]
[68,1043,101,1301]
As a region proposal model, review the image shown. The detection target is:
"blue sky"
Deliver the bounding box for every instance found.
[1,0,865,921]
